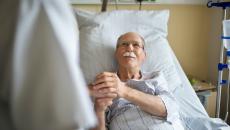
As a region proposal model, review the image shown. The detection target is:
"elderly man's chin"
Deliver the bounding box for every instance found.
[122,61,139,68]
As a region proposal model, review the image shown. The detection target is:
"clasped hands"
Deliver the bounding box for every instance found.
[89,72,127,112]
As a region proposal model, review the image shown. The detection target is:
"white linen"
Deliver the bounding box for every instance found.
[0,0,96,130]
[171,50,209,118]
[75,9,182,92]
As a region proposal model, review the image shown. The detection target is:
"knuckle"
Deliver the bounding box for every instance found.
[101,76,107,81]
[113,74,117,78]
[104,82,109,86]
[103,76,107,81]
[99,102,104,106]
[112,88,116,92]
[103,89,107,93]
[95,99,100,104]
[105,93,109,97]
[112,94,117,98]
[108,88,113,91]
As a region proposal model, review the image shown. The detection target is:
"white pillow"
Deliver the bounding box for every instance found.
[75,9,182,92]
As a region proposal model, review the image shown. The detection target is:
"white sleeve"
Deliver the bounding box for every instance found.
[12,0,96,129]
[147,72,180,124]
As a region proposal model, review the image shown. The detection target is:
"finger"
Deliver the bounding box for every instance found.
[95,98,112,110]
[96,101,112,108]
[88,84,94,96]
[105,100,113,106]
[93,81,115,90]
[97,98,113,106]
[91,89,117,98]
[98,87,117,93]
[93,76,114,85]
[96,72,116,79]
[98,93,117,98]
[97,97,113,101]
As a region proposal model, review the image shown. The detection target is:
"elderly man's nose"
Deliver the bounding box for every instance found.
[127,44,134,50]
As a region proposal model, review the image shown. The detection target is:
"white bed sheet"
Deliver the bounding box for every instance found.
[170,44,230,129]
[171,47,208,117]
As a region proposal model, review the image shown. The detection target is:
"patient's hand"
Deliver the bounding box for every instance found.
[94,97,113,112]
[93,72,128,98]
[89,83,117,98]
[92,97,113,130]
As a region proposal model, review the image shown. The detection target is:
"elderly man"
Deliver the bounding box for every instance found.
[89,32,183,130]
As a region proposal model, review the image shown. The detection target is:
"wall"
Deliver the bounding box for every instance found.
[73,4,211,81]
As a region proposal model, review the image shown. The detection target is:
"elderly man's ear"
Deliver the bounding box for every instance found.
[143,51,146,60]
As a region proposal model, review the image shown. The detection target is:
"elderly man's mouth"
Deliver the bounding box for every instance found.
[124,56,136,59]
[123,52,137,58]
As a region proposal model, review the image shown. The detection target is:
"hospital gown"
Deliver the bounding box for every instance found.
[106,71,184,130]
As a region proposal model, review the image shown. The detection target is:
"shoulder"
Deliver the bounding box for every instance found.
[142,71,168,90]
[142,71,165,80]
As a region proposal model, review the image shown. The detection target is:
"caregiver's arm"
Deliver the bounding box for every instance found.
[89,73,118,130]
[91,98,112,130]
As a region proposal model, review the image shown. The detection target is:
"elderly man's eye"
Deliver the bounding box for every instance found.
[133,43,141,47]
[121,42,129,46]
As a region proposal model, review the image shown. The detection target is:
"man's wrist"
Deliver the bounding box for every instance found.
[94,105,106,114]
[93,109,106,130]
[95,109,105,115]
[121,83,131,99]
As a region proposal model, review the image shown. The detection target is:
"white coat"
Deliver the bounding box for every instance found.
[0,0,96,129]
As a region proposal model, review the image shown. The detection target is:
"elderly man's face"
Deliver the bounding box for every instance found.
[115,33,146,69]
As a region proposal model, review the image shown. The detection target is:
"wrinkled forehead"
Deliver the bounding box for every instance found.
[119,33,143,43]
[117,33,145,49]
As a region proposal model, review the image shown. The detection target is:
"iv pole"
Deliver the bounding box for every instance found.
[207,1,230,120]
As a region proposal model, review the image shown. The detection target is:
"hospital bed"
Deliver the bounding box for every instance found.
[74,4,230,130]
[0,0,229,129]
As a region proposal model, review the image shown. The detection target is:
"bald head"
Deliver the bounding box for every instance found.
[116,32,145,49]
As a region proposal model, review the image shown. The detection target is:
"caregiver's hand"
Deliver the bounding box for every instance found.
[89,82,117,98]
[92,72,129,98]
[94,97,113,112]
